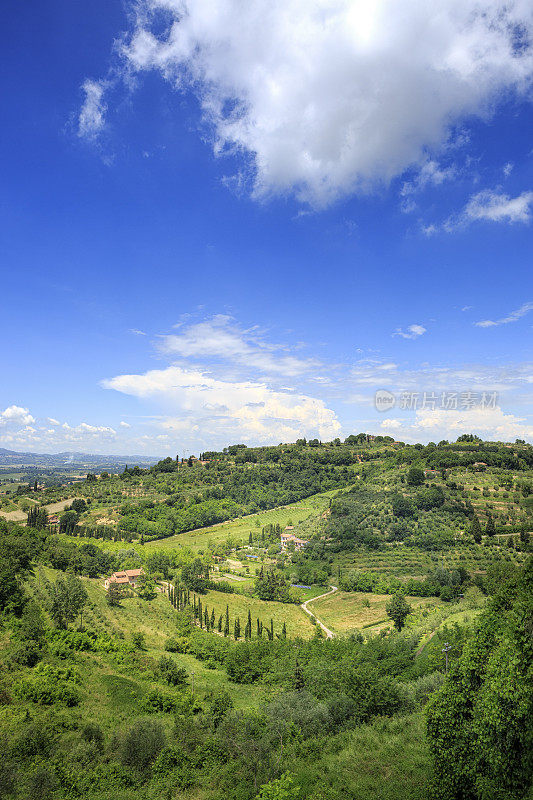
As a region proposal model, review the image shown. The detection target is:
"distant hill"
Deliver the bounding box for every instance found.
[0,447,160,469]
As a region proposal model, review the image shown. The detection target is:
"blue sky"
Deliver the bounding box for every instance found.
[1,0,532,455]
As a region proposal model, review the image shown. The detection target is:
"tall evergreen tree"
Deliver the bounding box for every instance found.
[218,614,223,632]
[282,622,287,639]
[470,515,482,544]
[485,514,496,537]
[224,605,230,637]
[293,656,305,691]
[234,617,241,640]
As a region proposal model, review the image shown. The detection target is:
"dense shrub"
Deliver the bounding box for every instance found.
[13,663,81,706]
[121,719,165,771]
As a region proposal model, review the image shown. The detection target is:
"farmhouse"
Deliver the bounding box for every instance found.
[281,529,309,552]
[104,568,143,590]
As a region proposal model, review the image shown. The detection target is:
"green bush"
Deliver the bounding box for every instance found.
[121,719,165,771]
[13,663,81,706]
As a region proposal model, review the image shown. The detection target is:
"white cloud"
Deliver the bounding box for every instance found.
[381,406,533,442]
[462,189,533,224]
[159,315,319,377]
[0,408,119,452]
[103,364,341,444]
[475,301,533,328]
[401,159,455,197]
[87,0,533,206]
[129,328,147,336]
[0,406,35,427]
[503,162,514,178]
[393,324,426,340]
[348,360,533,399]
[120,421,131,428]
[78,79,107,139]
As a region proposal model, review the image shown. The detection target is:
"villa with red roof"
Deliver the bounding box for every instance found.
[281,528,309,552]
[104,568,143,590]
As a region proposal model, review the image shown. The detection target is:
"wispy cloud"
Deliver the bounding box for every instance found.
[444,189,533,231]
[158,315,320,377]
[129,328,147,336]
[78,79,107,139]
[475,301,533,328]
[393,324,426,340]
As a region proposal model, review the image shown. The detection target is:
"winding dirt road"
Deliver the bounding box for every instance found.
[300,585,338,639]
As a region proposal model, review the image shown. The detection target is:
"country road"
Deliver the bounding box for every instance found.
[300,585,338,639]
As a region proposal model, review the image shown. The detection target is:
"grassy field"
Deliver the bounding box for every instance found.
[0,495,82,523]
[199,588,316,639]
[146,490,336,552]
[55,489,337,554]
[28,566,266,726]
[308,591,439,636]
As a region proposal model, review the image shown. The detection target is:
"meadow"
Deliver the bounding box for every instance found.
[308,590,438,636]
[197,588,316,639]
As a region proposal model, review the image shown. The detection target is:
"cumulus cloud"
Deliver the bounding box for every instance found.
[393,324,426,340]
[159,315,320,377]
[103,364,341,444]
[380,405,533,442]
[0,406,35,426]
[78,79,107,139]
[120,421,131,428]
[475,301,533,328]
[85,0,533,206]
[0,407,119,452]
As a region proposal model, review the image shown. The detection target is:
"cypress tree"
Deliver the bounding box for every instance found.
[218,614,223,632]
[470,515,482,544]
[270,618,274,640]
[485,514,496,537]
[224,605,230,637]
[211,608,216,629]
[282,622,287,639]
[257,618,261,637]
[198,599,203,627]
[234,617,241,640]
[204,608,209,629]
[294,656,305,691]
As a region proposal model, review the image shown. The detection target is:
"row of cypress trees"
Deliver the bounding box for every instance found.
[167,582,287,641]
